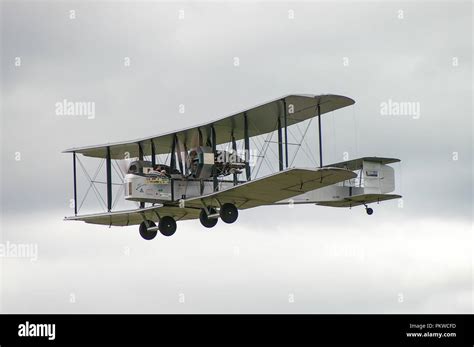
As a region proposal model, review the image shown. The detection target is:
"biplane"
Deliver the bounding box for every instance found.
[64,94,401,240]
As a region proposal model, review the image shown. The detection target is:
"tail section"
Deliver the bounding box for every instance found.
[276,157,402,214]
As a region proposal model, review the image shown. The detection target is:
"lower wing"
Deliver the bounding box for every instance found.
[64,205,200,226]
[184,167,357,209]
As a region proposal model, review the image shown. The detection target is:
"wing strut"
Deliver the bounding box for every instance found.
[170,135,177,201]
[73,151,78,216]
[151,140,156,166]
[170,135,177,170]
[283,98,289,168]
[277,110,284,171]
[211,125,218,191]
[231,133,238,185]
[244,112,251,181]
[106,146,112,212]
[198,127,203,146]
[175,136,185,176]
[138,142,144,162]
[138,143,145,208]
[317,103,323,167]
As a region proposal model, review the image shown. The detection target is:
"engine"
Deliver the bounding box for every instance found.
[188,146,245,179]
[214,149,246,177]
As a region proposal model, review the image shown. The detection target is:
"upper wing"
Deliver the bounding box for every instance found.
[184,167,357,210]
[63,94,354,159]
[64,205,200,226]
[316,193,402,208]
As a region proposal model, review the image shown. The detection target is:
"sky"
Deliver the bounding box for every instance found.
[0,0,472,313]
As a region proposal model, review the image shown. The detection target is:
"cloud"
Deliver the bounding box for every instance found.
[1,213,471,313]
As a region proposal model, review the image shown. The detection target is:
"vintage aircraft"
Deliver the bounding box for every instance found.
[64,94,401,240]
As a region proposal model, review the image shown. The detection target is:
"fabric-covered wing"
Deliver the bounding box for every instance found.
[64,205,200,226]
[316,193,402,208]
[184,167,357,210]
[63,94,354,159]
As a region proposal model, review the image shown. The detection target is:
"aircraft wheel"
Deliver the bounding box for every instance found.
[159,216,177,236]
[200,208,218,228]
[366,207,374,215]
[220,203,238,224]
[139,220,157,240]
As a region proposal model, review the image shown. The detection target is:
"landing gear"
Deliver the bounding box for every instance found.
[362,203,374,215]
[159,216,177,236]
[138,216,177,239]
[139,220,157,240]
[200,208,218,228]
[220,203,238,224]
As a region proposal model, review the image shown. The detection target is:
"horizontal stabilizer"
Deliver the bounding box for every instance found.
[325,157,400,171]
[316,193,401,208]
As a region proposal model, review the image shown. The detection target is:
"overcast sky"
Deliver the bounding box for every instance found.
[0,0,472,313]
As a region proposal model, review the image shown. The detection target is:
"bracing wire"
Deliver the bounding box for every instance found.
[77,157,107,212]
[289,118,315,167]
